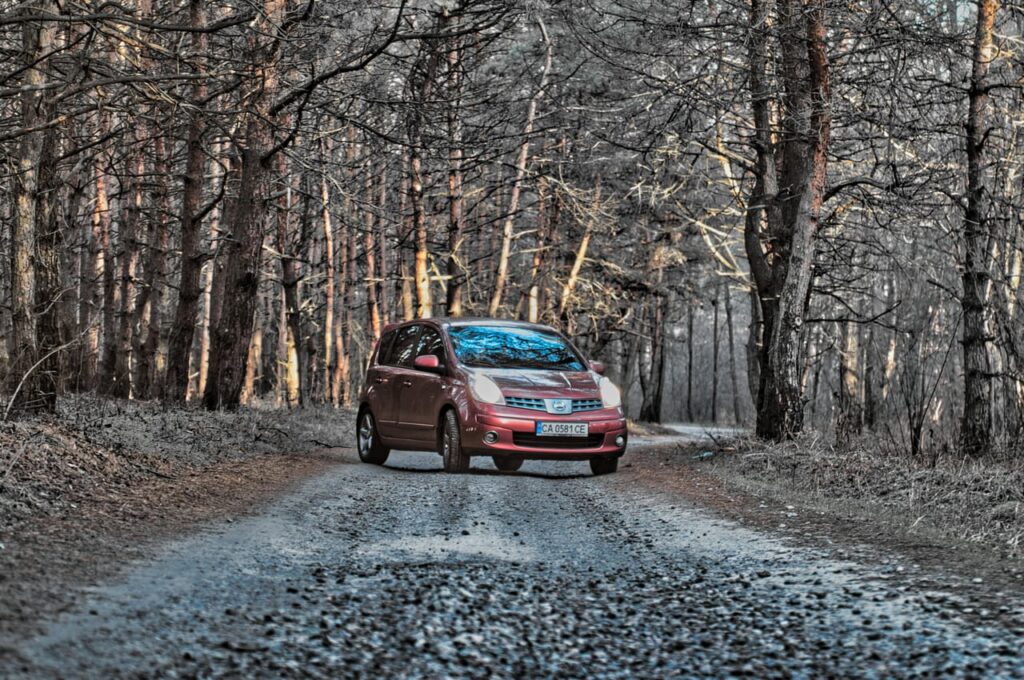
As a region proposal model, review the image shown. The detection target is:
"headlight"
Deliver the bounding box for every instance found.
[599,377,622,408]
[468,373,504,405]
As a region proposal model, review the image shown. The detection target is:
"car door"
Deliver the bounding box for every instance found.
[375,324,420,437]
[397,325,448,443]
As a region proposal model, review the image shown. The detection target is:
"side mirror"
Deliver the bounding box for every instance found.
[413,354,444,373]
[589,361,606,375]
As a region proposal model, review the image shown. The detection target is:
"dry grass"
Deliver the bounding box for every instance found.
[702,432,1024,559]
[0,394,354,532]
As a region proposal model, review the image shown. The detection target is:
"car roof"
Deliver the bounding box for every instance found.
[382,317,559,334]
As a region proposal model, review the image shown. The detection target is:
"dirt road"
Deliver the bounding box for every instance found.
[3,440,1023,678]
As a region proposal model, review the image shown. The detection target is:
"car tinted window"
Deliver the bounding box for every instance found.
[375,329,396,365]
[416,326,446,362]
[448,325,585,371]
[387,325,421,368]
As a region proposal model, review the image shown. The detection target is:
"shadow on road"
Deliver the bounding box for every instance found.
[382,464,590,480]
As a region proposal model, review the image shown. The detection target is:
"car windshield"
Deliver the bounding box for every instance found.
[448,325,585,371]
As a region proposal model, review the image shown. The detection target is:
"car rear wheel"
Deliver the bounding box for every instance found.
[441,410,470,473]
[357,410,390,465]
[590,457,618,476]
[492,456,523,472]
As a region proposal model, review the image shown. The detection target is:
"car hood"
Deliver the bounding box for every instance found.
[465,368,600,396]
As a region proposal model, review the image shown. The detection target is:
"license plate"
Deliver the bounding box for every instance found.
[535,421,589,437]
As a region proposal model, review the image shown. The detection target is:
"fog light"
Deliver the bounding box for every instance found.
[483,431,499,444]
[615,435,626,448]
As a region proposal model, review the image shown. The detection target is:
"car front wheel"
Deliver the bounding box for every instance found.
[492,456,523,472]
[590,457,618,476]
[441,410,470,473]
[357,410,390,465]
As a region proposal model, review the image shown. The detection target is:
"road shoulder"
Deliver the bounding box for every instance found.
[1,395,354,640]
[622,439,1024,631]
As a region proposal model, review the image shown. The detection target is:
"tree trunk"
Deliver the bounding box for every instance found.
[204,0,286,410]
[410,143,432,318]
[407,35,440,319]
[77,149,104,390]
[7,0,59,415]
[321,171,336,403]
[277,155,305,407]
[686,303,695,422]
[97,170,118,394]
[364,168,382,339]
[377,168,391,327]
[242,288,264,404]
[489,19,552,317]
[445,26,466,317]
[745,0,831,441]
[104,156,143,398]
[837,318,864,442]
[163,0,208,402]
[712,293,720,424]
[523,176,549,323]
[203,140,270,410]
[639,297,667,423]
[134,135,171,400]
[725,283,743,424]
[559,183,601,327]
[960,0,999,456]
[396,178,414,322]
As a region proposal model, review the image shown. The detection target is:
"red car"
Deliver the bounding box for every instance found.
[356,318,627,475]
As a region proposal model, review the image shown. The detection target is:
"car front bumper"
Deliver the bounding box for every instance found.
[464,405,628,458]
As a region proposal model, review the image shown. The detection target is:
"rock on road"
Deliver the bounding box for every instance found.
[3,442,1024,679]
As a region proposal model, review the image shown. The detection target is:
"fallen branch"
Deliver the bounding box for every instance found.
[3,340,78,422]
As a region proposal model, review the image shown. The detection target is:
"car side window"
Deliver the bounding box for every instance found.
[375,329,396,365]
[415,326,446,364]
[387,325,421,368]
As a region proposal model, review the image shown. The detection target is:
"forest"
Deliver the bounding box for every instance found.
[0,0,1022,458]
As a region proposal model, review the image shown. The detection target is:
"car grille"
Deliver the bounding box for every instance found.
[504,397,605,413]
[505,396,546,411]
[512,433,605,449]
[571,399,603,412]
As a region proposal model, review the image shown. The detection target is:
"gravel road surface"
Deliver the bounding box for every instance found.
[3,443,1024,678]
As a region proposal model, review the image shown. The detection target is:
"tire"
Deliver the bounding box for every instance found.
[440,409,470,473]
[590,456,618,476]
[493,456,523,472]
[357,410,390,465]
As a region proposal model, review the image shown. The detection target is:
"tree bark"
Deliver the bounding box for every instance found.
[960,0,999,456]
[445,26,466,318]
[277,154,305,407]
[713,294,720,424]
[7,0,59,415]
[725,283,743,424]
[97,167,118,394]
[163,0,208,402]
[837,318,864,442]
[559,183,601,326]
[103,156,143,398]
[638,296,667,423]
[377,168,391,327]
[364,167,382,339]
[204,0,287,410]
[321,171,336,403]
[523,176,549,323]
[133,132,171,400]
[203,139,270,410]
[686,303,695,422]
[407,34,440,319]
[744,0,831,441]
